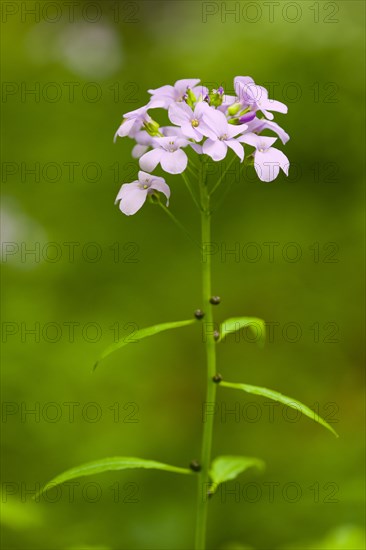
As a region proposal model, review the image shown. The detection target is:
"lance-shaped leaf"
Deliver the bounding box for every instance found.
[219,317,265,345]
[209,455,265,493]
[94,319,196,369]
[221,381,339,437]
[37,457,193,497]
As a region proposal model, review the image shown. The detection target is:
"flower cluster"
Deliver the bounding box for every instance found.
[114,76,290,215]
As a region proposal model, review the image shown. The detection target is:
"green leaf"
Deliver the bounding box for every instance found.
[219,317,265,345]
[221,381,339,437]
[94,319,196,369]
[209,455,264,493]
[37,457,193,497]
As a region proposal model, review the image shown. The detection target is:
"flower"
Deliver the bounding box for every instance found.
[139,136,189,174]
[201,108,248,161]
[238,133,289,182]
[168,101,214,141]
[148,79,203,108]
[234,76,288,120]
[113,75,290,209]
[114,105,151,140]
[115,171,170,216]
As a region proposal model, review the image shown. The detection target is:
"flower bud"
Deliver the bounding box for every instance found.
[239,111,256,124]
[185,87,197,108]
[209,88,224,107]
[212,373,222,383]
[210,296,221,305]
[194,309,205,320]
[228,102,242,116]
[143,119,161,137]
[213,331,220,342]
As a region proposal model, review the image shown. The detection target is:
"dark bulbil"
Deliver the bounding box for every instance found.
[194,309,205,320]
[189,460,201,472]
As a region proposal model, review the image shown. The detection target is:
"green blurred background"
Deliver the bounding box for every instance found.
[1,1,365,549]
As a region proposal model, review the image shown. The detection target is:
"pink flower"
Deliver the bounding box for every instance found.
[168,101,215,142]
[148,79,202,108]
[234,77,288,120]
[115,171,170,216]
[114,105,151,140]
[238,133,289,182]
[201,108,248,162]
[139,136,189,174]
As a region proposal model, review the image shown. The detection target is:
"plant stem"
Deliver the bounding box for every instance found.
[181,171,202,211]
[210,154,237,196]
[195,180,217,550]
[158,202,201,249]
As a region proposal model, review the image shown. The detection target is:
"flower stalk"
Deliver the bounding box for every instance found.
[195,168,217,550]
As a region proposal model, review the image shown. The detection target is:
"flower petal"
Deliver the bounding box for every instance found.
[150,179,171,205]
[226,140,244,162]
[267,147,290,175]
[188,142,203,154]
[180,122,202,141]
[202,139,228,161]
[175,79,200,94]
[227,123,248,139]
[254,151,281,182]
[247,119,290,144]
[202,107,228,137]
[160,149,188,174]
[148,84,174,95]
[262,99,288,114]
[115,181,139,202]
[132,144,149,159]
[115,118,135,138]
[117,185,148,216]
[237,132,261,148]
[168,102,192,126]
[139,148,163,172]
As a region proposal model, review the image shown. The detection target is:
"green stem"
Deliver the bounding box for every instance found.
[210,154,237,196]
[159,202,201,249]
[195,180,217,550]
[181,171,202,211]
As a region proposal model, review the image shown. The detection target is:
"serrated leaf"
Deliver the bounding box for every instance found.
[221,381,338,437]
[209,456,264,493]
[37,457,193,497]
[219,317,265,345]
[94,319,196,369]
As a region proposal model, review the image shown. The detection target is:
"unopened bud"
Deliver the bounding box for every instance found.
[213,331,220,342]
[209,88,224,107]
[185,87,197,108]
[143,119,161,137]
[210,296,221,305]
[228,102,242,116]
[212,373,222,383]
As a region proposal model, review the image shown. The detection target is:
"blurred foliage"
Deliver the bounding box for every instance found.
[1,1,365,549]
